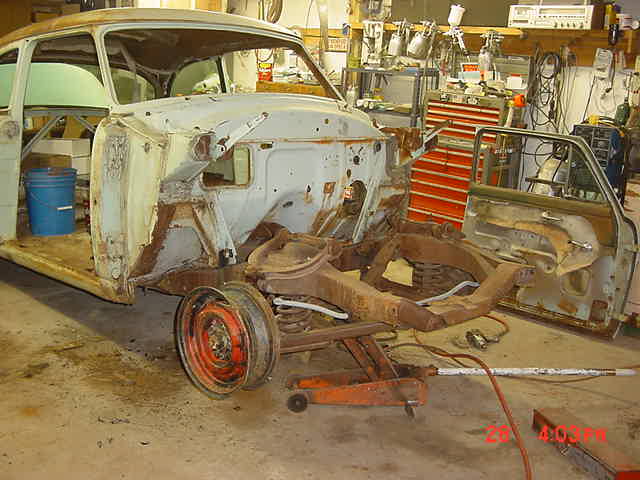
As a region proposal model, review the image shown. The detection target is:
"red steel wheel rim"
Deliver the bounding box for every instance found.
[182,301,248,392]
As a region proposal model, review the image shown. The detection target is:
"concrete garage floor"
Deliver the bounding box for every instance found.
[1,258,639,480]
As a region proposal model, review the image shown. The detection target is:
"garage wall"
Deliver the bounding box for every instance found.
[618,0,640,17]
[0,0,31,39]
[228,0,348,77]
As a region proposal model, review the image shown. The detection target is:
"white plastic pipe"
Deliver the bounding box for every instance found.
[273,297,349,320]
[415,280,480,306]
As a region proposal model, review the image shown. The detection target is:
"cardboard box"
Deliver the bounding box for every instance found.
[21,153,71,175]
[70,155,91,175]
[21,153,90,175]
[33,138,91,157]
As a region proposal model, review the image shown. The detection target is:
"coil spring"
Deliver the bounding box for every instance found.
[274,296,313,334]
[412,263,446,288]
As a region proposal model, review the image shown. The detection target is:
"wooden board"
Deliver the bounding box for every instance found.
[350,23,639,67]
[255,80,328,98]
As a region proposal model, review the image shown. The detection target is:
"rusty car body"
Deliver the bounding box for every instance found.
[0,9,535,405]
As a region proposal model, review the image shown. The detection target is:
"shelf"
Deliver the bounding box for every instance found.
[348,23,639,66]
[351,22,523,37]
[360,108,412,117]
[343,67,438,77]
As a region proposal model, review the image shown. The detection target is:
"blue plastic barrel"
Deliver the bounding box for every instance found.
[25,167,77,236]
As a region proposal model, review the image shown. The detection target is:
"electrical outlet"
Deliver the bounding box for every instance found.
[593,48,613,79]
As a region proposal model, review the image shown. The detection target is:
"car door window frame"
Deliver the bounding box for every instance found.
[0,46,21,114]
[471,127,625,223]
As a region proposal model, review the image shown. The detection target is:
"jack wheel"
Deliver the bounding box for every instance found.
[175,283,279,399]
[287,393,308,413]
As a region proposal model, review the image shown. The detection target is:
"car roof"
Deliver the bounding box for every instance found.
[0,8,298,47]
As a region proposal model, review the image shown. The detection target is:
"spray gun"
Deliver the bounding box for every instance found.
[448,28,468,57]
[387,19,411,58]
[407,20,439,60]
[439,5,469,77]
[446,4,468,56]
[478,30,504,81]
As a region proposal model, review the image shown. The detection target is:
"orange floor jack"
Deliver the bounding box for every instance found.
[283,329,429,418]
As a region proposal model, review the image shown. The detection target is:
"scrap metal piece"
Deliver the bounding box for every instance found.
[532,408,640,480]
[466,329,489,350]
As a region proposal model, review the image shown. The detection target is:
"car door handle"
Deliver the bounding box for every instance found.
[541,211,562,222]
[487,200,509,206]
[569,240,593,251]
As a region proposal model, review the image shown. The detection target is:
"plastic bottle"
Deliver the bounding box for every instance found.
[346,86,358,107]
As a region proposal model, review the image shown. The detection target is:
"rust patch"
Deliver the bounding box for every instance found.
[304,187,313,204]
[343,139,374,145]
[147,264,246,295]
[323,182,336,195]
[310,208,336,236]
[20,406,41,417]
[302,138,375,145]
[129,203,176,278]
[378,193,406,211]
[380,127,423,162]
[557,297,578,316]
[589,300,608,323]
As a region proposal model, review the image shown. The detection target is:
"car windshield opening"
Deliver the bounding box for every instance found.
[103,28,337,104]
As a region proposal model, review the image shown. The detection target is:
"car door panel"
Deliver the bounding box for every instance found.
[463,128,638,338]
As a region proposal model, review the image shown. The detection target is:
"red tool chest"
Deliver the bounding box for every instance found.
[408,91,511,229]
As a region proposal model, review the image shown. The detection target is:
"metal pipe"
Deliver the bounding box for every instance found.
[416,280,480,305]
[434,368,637,377]
[280,322,391,349]
[22,116,62,161]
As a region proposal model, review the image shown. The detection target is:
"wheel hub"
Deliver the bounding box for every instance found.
[206,316,232,362]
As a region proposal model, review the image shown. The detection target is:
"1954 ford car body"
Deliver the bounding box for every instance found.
[0,8,426,303]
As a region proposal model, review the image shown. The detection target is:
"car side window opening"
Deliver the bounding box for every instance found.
[28,34,109,108]
[479,134,606,204]
[202,145,251,188]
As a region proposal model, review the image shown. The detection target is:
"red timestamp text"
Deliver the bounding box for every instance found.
[484,424,607,444]
[537,424,607,444]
